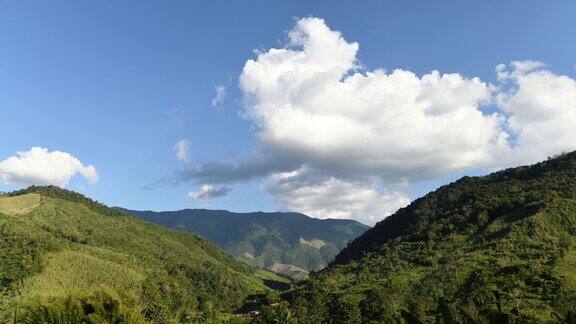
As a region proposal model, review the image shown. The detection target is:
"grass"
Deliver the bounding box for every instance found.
[0,193,41,215]
[556,249,576,291]
[21,250,144,301]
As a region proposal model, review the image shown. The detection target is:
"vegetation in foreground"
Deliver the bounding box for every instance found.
[282,152,576,323]
[0,186,288,323]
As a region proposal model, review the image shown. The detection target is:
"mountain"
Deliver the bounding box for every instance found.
[285,152,576,323]
[0,186,287,322]
[122,209,369,279]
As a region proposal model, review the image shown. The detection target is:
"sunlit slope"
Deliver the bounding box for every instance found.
[290,152,576,323]
[0,186,280,322]
[0,193,41,214]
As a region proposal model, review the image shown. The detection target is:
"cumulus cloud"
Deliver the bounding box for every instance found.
[158,17,576,224]
[187,184,231,200]
[239,17,509,182]
[184,18,508,182]
[212,85,226,109]
[0,147,99,187]
[268,168,410,225]
[497,61,576,163]
[174,139,191,162]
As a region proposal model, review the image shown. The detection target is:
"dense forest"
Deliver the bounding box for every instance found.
[124,208,368,280]
[280,152,576,323]
[0,186,288,322]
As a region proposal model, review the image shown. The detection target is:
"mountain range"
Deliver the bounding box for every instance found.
[122,209,369,279]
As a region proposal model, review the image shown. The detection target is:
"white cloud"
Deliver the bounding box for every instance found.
[240,17,508,182]
[268,169,410,226]
[497,61,576,163]
[496,60,546,81]
[187,184,231,200]
[0,147,99,187]
[212,85,226,109]
[174,139,191,162]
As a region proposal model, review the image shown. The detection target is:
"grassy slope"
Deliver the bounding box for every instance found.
[289,153,576,323]
[0,186,285,322]
[0,193,41,214]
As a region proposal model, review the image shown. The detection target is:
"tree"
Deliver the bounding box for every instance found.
[331,296,361,324]
[359,288,390,322]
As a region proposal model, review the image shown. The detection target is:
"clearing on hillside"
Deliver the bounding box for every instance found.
[0,193,41,215]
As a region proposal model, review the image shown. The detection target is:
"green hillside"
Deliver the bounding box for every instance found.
[123,209,369,280]
[286,152,576,323]
[0,186,286,323]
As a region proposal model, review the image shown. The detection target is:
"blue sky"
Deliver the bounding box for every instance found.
[1,1,575,225]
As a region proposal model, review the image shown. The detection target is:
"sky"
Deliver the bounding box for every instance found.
[1,0,575,225]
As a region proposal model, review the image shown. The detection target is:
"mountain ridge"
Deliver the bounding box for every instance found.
[126,207,366,224]
[122,207,369,279]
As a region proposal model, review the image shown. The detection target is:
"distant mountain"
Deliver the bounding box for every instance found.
[122,209,369,279]
[287,152,576,323]
[0,186,287,322]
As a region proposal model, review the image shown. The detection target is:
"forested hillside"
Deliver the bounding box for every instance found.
[0,186,286,322]
[286,152,576,323]
[124,209,368,279]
